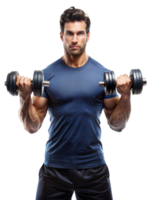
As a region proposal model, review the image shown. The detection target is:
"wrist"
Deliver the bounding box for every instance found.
[121,94,131,100]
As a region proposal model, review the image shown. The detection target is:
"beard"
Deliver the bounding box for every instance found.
[61,43,88,57]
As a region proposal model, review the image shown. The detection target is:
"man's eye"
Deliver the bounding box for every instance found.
[66,32,83,35]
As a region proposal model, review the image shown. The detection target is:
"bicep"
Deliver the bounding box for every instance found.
[32,96,49,123]
[103,96,120,119]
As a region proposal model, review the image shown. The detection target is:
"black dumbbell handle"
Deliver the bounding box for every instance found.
[143,77,149,87]
[99,77,147,87]
[2,81,6,87]
[4,80,49,87]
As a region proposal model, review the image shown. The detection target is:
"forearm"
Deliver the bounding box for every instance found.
[109,95,131,131]
[18,96,41,133]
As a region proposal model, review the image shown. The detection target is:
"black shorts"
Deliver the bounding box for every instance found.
[36,163,113,200]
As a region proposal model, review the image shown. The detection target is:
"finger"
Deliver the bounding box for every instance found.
[25,77,32,89]
[16,76,23,87]
[19,76,25,86]
[16,76,20,86]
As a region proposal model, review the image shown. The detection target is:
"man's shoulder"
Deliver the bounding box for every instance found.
[89,55,113,71]
[43,57,62,71]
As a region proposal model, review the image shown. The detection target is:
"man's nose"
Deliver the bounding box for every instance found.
[72,34,78,43]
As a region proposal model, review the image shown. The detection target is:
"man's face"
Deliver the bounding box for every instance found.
[60,21,90,56]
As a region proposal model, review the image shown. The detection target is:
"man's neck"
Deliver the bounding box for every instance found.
[62,53,89,68]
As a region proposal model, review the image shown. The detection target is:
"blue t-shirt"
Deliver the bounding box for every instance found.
[42,56,119,169]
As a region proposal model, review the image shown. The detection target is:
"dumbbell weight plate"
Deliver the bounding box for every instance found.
[111,71,116,95]
[104,72,109,95]
[109,73,113,94]
[33,71,38,96]
[132,69,139,96]
[39,71,44,96]
[109,71,116,95]
[6,71,19,96]
[104,71,109,95]
[136,69,143,95]
[12,72,17,96]
[37,71,44,96]
[33,71,44,96]
[130,69,143,95]
[9,72,13,95]
[6,72,11,94]
[107,72,112,95]
[104,71,116,95]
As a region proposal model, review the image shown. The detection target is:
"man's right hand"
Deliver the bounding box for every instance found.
[16,76,32,101]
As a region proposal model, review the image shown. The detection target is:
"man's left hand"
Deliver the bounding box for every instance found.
[116,74,132,98]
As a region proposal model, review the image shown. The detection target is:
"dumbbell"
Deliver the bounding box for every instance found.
[99,69,147,95]
[4,71,50,96]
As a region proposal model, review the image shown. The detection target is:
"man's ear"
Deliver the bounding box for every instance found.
[58,31,62,43]
[87,32,92,43]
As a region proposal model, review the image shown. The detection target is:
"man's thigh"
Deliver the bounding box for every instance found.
[35,164,74,200]
[74,164,113,200]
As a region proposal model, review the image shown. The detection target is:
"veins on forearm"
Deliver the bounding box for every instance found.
[109,97,131,130]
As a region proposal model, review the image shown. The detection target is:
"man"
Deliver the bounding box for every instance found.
[17,6,132,200]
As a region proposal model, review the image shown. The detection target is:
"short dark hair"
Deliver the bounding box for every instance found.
[60,6,91,34]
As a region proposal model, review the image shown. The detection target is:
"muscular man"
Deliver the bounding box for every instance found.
[17,6,132,200]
